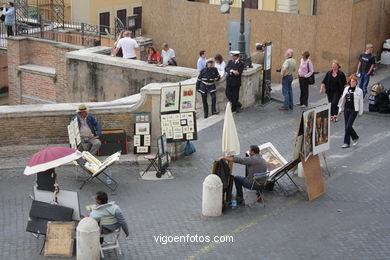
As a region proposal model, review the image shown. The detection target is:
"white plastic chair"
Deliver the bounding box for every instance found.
[99,216,122,257]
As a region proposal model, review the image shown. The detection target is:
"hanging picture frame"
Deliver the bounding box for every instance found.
[313,104,330,155]
[161,86,180,113]
[180,84,197,113]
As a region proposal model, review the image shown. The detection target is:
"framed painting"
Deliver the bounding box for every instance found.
[161,86,180,113]
[180,85,196,113]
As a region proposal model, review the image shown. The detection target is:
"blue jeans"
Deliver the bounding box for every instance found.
[282,75,293,109]
[344,108,359,145]
[358,73,370,97]
[234,175,261,201]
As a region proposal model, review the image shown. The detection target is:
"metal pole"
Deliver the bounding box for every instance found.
[238,0,247,66]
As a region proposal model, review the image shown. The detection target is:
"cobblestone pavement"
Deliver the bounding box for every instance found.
[1,69,390,260]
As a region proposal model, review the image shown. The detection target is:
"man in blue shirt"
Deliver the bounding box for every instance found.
[2,2,15,37]
[197,50,206,72]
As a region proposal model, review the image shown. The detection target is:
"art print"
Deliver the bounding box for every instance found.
[161,86,180,113]
[161,115,168,122]
[161,121,171,128]
[186,133,193,140]
[173,114,181,121]
[181,119,187,126]
[180,85,196,113]
[173,127,182,133]
[134,135,141,146]
[257,142,288,178]
[144,135,151,146]
[182,126,189,133]
[136,146,148,153]
[171,120,181,127]
[135,123,150,135]
[173,132,183,139]
[313,104,330,155]
[303,109,315,161]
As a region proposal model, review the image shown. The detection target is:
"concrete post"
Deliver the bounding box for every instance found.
[76,217,100,260]
[202,174,223,217]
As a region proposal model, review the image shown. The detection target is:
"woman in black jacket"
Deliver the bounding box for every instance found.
[320,60,347,122]
[196,59,220,118]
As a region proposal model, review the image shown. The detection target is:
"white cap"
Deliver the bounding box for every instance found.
[230,50,240,55]
[255,42,263,47]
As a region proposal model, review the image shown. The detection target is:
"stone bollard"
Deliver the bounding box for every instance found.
[76,217,101,260]
[202,174,223,217]
[298,162,304,178]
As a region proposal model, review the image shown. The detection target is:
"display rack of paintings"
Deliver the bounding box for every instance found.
[160,84,198,142]
[68,118,81,149]
[134,112,151,154]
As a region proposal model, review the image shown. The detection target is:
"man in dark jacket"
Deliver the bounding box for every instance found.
[72,104,102,155]
[219,145,268,206]
[225,51,244,112]
[196,59,220,118]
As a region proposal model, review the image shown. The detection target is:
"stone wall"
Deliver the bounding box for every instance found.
[65,46,198,102]
[142,0,390,82]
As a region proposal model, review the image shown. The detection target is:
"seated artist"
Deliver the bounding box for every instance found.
[90,191,129,237]
[219,145,268,206]
[72,104,102,155]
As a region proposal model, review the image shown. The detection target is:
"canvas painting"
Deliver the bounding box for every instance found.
[303,109,315,161]
[313,104,330,155]
[258,142,288,177]
[180,85,196,113]
[161,86,180,113]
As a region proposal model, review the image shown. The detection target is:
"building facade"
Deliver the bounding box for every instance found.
[71,0,142,33]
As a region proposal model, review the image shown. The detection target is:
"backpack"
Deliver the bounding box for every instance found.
[370,83,384,96]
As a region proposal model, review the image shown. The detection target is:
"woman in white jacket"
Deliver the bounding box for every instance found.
[338,75,364,148]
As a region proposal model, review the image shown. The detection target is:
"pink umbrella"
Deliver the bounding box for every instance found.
[24,147,82,175]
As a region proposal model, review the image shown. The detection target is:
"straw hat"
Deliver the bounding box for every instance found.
[77,104,88,113]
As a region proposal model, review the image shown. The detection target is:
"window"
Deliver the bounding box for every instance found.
[133,6,142,29]
[99,12,110,34]
[245,0,258,9]
[117,9,127,27]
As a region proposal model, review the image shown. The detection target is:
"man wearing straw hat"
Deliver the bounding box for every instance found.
[73,104,102,155]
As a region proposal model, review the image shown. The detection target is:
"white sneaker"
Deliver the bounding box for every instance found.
[301,105,307,108]
[341,144,350,148]
[352,139,359,146]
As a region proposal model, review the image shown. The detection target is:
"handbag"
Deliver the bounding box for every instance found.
[307,61,315,85]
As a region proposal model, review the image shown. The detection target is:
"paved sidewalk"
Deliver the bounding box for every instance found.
[1,66,390,260]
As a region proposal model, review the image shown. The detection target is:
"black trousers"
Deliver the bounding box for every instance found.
[327,91,341,116]
[201,92,217,117]
[6,25,13,37]
[343,108,359,145]
[225,81,242,112]
[298,77,309,106]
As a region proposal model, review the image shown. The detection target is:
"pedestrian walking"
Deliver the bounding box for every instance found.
[111,30,125,57]
[196,59,220,118]
[320,60,347,122]
[338,75,363,148]
[2,2,15,37]
[356,43,375,98]
[297,51,314,107]
[279,49,296,111]
[111,31,139,59]
[225,51,244,113]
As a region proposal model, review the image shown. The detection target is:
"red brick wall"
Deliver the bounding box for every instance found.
[21,72,56,103]
[7,37,81,105]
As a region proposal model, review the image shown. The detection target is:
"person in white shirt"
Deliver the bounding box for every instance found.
[214,54,226,76]
[111,31,139,59]
[160,43,176,66]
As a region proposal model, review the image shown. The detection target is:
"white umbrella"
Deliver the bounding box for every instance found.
[222,102,240,155]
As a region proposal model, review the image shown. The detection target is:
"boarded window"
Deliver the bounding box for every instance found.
[133,6,142,29]
[99,12,110,34]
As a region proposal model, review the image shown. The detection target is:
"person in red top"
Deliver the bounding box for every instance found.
[147,46,161,64]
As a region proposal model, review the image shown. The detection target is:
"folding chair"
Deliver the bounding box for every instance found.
[141,153,171,178]
[251,172,270,208]
[99,216,122,258]
[76,151,120,191]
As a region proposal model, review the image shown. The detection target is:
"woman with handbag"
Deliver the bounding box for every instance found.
[297,51,314,107]
[320,60,347,122]
[338,75,363,148]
